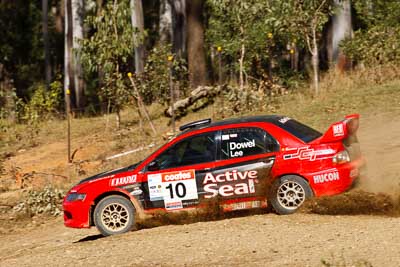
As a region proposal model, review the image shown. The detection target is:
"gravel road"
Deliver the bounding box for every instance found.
[1,113,399,267]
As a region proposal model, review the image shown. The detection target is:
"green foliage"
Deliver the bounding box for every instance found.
[138,44,188,104]
[341,0,400,64]
[80,0,136,113]
[205,0,330,88]
[206,0,277,77]
[16,80,63,124]
[0,1,58,99]
[137,45,171,104]
[0,88,17,120]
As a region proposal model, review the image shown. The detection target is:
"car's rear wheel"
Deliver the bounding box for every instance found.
[269,175,313,215]
[94,195,135,236]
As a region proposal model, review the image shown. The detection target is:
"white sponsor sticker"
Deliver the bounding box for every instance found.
[233,202,247,210]
[333,124,344,137]
[252,200,261,208]
[162,170,198,210]
[148,174,163,201]
[222,134,230,140]
[148,170,199,210]
[279,117,291,124]
[165,201,183,210]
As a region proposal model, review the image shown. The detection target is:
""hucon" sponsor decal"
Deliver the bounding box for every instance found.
[313,171,340,184]
[203,170,257,199]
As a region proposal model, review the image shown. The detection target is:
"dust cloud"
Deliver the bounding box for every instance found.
[303,114,400,216]
[302,189,400,216]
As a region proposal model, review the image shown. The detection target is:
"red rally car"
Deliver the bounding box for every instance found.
[63,114,364,236]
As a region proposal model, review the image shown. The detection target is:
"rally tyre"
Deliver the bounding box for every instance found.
[269,175,313,215]
[94,195,135,236]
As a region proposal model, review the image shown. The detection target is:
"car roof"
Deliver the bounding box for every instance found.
[179,115,285,136]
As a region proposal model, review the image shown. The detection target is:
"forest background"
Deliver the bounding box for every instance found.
[1,0,399,128]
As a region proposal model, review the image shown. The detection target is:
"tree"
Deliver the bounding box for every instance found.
[341,0,400,65]
[64,0,73,110]
[130,0,145,74]
[327,0,352,71]
[286,0,332,95]
[186,0,207,88]
[206,0,279,90]
[169,0,186,57]
[159,0,172,43]
[42,0,51,90]
[71,0,85,109]
[80,0,134,127]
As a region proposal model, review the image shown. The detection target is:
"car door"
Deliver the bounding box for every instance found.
[199,127,279,204]
[142,131,217,211]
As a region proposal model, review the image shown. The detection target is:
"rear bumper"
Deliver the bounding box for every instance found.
[63,200,91,228]
[307,157,365,197]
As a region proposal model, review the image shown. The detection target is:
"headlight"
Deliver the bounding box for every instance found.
[66,193,86,202]
[332,150,350,164]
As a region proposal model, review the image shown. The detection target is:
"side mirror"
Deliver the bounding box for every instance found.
[147,161,160,172]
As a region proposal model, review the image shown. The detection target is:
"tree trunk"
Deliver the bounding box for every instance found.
[331,0,352,68]
[130,0,145,74]
[239,43,245,91]
[42,0,51,90]
[55,0,64,33]
[169,0,186,57]
[290,43,299,71]
[0,64,16,122]
[64,0,74,110]
[186,0,207,88]
[71,0,85,109]
[96,0,103,16]
[311,27,319,95]
[159,0,172,43]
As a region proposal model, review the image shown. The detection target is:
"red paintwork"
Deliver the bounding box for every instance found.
[63,115,364,229]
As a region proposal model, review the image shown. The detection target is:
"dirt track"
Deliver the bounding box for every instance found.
[1,112,400,266]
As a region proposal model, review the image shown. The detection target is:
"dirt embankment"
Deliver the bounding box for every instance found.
[0,112,400,266]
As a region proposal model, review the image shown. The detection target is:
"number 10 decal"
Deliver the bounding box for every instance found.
[166,182,187,198]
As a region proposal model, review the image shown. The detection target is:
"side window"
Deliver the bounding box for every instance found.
[152,132,216,170]
[221,128,278,160]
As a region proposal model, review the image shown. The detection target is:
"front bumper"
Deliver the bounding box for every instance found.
[63,199,91,228]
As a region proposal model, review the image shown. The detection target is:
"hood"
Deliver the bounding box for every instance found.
[78,161,141,185]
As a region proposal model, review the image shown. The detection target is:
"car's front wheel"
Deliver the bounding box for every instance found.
[269,175,313,215]
[94,195,135,236]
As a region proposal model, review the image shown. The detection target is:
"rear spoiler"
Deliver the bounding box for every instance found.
[316,114,360,144]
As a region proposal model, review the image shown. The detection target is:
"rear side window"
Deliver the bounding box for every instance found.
[277,119,322,143]
[220,128,278,160]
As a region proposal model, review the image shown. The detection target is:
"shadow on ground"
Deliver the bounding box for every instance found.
[74,234,104,243]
